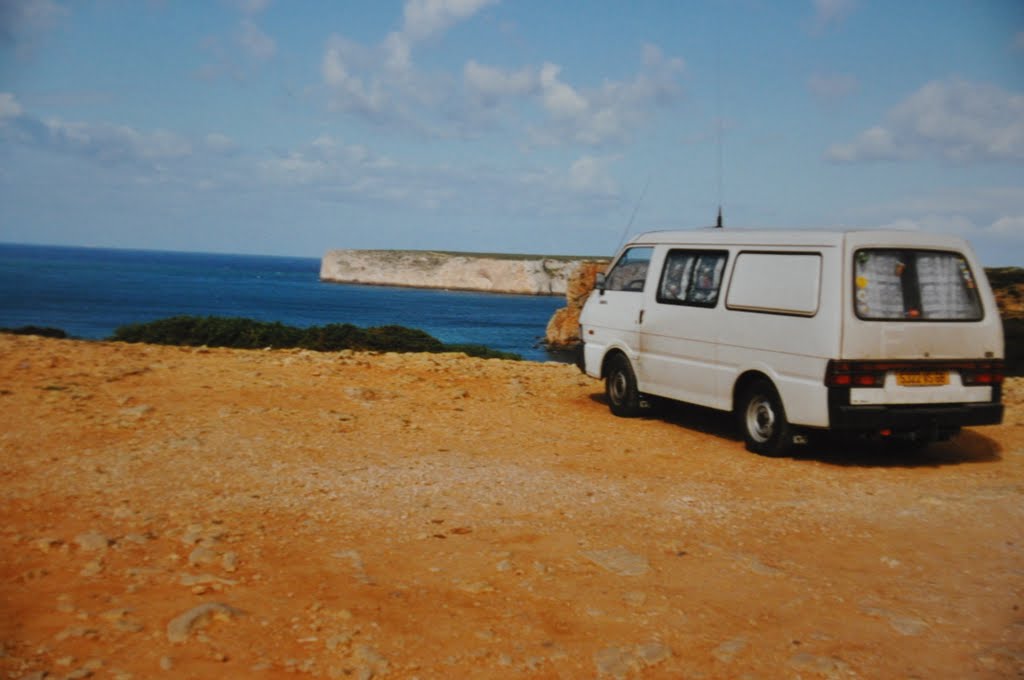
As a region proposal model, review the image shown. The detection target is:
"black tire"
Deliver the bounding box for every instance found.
[605,354,642,418]
[737,379,793,456]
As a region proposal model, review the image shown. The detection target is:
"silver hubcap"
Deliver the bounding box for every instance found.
[609,371,628,404]
[746,396,775,443]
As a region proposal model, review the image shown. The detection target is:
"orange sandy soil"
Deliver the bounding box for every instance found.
[1,334,1022,680]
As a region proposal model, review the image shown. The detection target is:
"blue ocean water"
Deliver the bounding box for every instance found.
[0,243,568,362]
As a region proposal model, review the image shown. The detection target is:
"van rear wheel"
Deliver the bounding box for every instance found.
[606,354,642,418]
[738,379,792,457]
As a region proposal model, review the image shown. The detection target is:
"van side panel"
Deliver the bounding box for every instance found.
[726,252,822,316]
[638,303,725,409]
[715,247,841,428]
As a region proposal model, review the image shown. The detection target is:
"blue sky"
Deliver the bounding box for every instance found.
[0,0,1022,264]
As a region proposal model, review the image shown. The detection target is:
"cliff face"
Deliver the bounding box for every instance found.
[545,261,607,349]
[320,250,587,296]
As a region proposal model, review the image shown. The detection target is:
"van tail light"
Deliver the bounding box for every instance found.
[960,361,1005,386]
[825,361,886,388]
[825,360,1005,388]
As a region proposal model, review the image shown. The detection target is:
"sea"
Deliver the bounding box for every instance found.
[0,243,570,362]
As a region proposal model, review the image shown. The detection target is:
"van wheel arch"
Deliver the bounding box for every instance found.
[600,349,626,379]
[732,371,772,413]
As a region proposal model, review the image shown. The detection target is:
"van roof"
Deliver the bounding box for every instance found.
[625,228,973,251]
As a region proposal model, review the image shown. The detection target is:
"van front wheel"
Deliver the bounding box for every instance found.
[606,355,642,418]
[738,380,792,457]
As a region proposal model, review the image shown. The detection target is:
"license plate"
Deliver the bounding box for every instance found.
[897,371,949,387]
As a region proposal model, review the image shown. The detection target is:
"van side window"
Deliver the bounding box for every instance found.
[605,247,653,292]
[657,250,728,307]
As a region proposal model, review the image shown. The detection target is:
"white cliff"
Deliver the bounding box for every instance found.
[319,249,590,296]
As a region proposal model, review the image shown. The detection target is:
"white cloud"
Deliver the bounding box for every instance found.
[808,0,856,35]
[530,46,684,146]
[319,7,683,145]
[40,119,193,163]
[990,215,1024,235]
[826,78,1024,163]
[198,0,276,77]
[400,0,498,43]
[808,72,859,103]
[844,186,1024,263]
[322,37,387,116]
[538,63,588,119]
[567,155,619,195]
[0,91,23,118]
[204,132,237,154]
[0,99,208,169]
[869,212,1024,262]
[254,132,622,221]
[225,0,270,15]
[238,18,275,61]
[321,0,497,128]
[382,32,413,73]
[874,214,976,236]
[464,60,536,105]
[382,0,497,74]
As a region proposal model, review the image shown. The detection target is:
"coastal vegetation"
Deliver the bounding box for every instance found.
[0,326,67,339]
[107,316,522,360]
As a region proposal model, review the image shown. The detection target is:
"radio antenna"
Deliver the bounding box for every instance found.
[616,174,651,249]
[714,5,724,229]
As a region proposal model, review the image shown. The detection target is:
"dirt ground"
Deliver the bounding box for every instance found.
[1,334,1022,680]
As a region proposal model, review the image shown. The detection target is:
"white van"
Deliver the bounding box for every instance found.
[578,229,1005,455]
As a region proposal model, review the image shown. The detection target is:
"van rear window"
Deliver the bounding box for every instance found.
[854,249,983,321]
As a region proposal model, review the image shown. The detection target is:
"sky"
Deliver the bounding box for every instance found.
[0,0,1022,264]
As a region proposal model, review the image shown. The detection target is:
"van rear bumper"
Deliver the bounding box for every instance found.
[828,402,1004,432]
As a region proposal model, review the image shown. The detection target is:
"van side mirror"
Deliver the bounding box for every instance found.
[595,272,606,295]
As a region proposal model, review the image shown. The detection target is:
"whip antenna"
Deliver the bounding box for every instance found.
[714,4,724,229]
[617,174,651,249]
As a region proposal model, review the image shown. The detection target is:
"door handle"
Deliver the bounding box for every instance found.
[638,310,645,324]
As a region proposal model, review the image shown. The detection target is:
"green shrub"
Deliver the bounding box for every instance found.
[443,343,522,360]
[111,316,302,349]
[298,323,365,352]
[1004,317,1023,377]
[985,267,1024,290]
[363,325,444,352]
[0,326,68,339]
[109,316,521,360]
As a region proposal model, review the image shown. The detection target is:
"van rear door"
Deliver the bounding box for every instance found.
[840,236,1004,408]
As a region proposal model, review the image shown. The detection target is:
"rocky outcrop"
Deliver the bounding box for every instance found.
[544,260,607,349]
[320,249,592,296]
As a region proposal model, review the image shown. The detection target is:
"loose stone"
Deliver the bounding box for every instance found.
[166,602,243,643]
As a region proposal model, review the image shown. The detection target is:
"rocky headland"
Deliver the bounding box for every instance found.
[320,250,604,297]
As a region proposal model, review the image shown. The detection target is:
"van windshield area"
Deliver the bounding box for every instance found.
[854,249,983,321]
[605,247,653,292]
